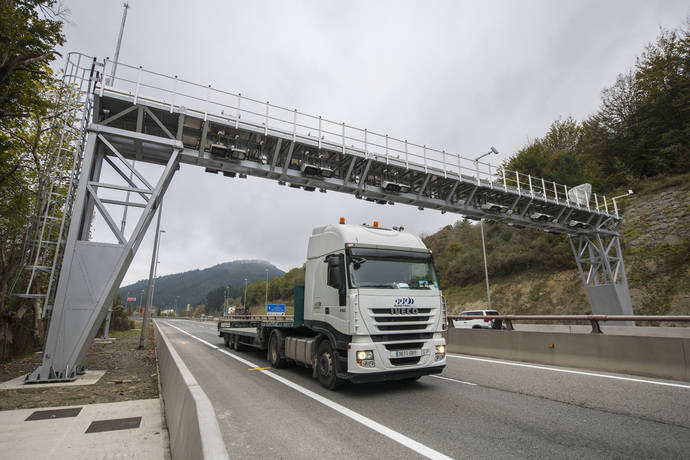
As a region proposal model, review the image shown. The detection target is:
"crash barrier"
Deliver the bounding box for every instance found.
[445,316,690,382]
[447,314,690,333]
[154,321,229,460]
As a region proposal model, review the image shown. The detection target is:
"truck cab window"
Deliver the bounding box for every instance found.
[348,251,438,290]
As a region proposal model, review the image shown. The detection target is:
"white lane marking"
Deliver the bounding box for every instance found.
[447,353,690,390]
[430,375,477,386]
[162,321,452,460]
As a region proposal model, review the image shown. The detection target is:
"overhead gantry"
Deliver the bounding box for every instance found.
[22,53,633,382]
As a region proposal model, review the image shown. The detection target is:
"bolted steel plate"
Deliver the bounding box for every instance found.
[25,407,82,421]
[85,416,142,433]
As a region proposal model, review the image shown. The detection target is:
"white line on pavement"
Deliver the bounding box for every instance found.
[161,321,452,460]
[447,353,690,389]
[430,375,477,386]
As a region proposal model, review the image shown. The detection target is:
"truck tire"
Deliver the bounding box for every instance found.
[223,333,230,348]
[317,340,345,390]
[268,330,287,369]
[233,335,245,352]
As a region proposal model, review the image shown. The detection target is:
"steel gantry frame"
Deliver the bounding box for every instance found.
[24,52,634,382]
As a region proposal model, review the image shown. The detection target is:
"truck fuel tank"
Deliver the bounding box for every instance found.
[285,336,316,367]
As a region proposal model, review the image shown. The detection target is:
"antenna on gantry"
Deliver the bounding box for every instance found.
[109,2,130,83]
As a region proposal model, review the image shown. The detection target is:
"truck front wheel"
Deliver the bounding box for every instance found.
[317,340,345,390]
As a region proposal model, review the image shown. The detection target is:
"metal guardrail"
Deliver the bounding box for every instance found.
[447,315,690,334]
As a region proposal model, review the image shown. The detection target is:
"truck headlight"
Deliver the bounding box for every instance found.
[356,350,373,361]
[356,350,375,367]
[436,344,446,355]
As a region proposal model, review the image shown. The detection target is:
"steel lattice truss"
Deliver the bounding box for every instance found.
[93,89,622,239]
[569,234,628,287]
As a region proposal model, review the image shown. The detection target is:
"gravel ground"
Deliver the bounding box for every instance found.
[0,326,159,410]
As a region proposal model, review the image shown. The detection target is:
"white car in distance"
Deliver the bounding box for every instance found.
[452,310,502,329]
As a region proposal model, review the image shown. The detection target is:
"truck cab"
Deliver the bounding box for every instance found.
[304,221,447,387]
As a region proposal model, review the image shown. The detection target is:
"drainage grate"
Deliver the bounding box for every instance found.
[85,416,142,433]
[25,407,82,421]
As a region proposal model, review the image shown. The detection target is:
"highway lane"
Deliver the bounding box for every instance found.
[156,319,690,459]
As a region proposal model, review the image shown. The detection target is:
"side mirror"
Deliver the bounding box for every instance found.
[326,254,347,306]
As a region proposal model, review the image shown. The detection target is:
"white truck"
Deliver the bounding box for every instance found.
[218,220,447,389]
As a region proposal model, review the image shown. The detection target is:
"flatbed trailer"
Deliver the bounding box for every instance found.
[217,319,303,351]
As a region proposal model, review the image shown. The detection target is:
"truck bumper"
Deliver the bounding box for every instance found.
[346,364,445,384]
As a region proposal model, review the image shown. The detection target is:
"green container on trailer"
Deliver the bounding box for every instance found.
[293,285,305,326]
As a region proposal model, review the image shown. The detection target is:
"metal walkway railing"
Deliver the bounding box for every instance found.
[96,56,624,219]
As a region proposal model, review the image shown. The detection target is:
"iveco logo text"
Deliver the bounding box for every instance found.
[391,307,419,315]
[394,297,414,305]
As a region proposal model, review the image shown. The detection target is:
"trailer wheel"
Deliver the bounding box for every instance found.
[223,333,230,348]
[317,340,345,390]
[268,330,287,369]
[233,335,245,352]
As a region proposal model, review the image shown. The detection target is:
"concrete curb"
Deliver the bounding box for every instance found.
[447,328,690,382]
[154,321,229,460]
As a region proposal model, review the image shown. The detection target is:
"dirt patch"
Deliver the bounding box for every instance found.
[0,326,158,411]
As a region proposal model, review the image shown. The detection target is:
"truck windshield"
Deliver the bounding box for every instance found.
[348,255,439,290]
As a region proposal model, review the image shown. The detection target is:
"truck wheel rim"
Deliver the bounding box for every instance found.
[319,353,332,377]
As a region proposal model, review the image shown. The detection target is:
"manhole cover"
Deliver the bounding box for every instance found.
[85,416,142,433]
[25,407,82,421]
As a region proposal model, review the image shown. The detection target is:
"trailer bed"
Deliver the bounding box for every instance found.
[218,318,297,351]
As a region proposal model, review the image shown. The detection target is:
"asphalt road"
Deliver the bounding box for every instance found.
[156,319,690,459]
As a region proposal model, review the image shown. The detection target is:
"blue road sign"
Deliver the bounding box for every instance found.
[267,304,286,316]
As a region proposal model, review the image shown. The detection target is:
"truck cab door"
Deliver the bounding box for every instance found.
[322,253,349,335]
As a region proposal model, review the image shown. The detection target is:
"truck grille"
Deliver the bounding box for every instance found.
[368,306,435,334]
[371,333,432,342]
[378,324,428,331]
[371,308,432,314]
[390,356,421,366]
[383,342,425,366]
[384,342,423,351]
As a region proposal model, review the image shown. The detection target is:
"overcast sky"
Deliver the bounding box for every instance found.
[58,0,688,286]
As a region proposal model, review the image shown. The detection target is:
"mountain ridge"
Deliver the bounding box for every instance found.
[117,259,285,310]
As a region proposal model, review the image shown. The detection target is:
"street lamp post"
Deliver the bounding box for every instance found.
[474,147,499,310]
[243,278,248,313]
[265,268,269,307]
[611,189,634,216]
[139,202,165,349]
[224,285,228,315]
[479,219,491,310]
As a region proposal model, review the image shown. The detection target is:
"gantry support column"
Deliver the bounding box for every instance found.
[568,233,634,325]
[27,126,182,382]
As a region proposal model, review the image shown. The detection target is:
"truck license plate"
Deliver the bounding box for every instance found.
[391,349,425,358]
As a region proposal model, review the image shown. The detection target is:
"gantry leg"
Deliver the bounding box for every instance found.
[27,128,182,382]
